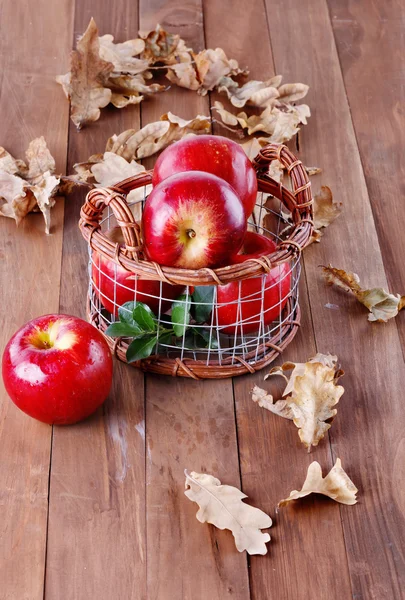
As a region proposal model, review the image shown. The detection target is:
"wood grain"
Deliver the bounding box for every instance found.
[0,0,72,597]
[328,0,405,350]
[139,2,250,598]
[45,3,147,599]
[203,2,353,598]
[266,0,405,597]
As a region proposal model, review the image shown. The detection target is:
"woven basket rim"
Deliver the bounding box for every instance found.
[79,142,313,287]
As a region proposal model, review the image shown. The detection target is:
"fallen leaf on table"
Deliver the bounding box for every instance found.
[252,353,344,450]
[98,33,148,75]
[277,82,309,103]
[279,459,358,506]
[218,78,279,108]
[184,470,272,555]
[308,186,342,244]
[213,101,310,144]
[107,73,166,108]
[322,265,405,322]
[105,112,211,160]
[194,48,247,95]
[240,137,263,161]
[56,18,114,129]
[91,152,146,187]
[305,166,322,176]
[0,137,60,233]
[139,24,188,65]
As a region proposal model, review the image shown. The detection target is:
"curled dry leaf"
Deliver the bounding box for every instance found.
[98,34,148,75]
[194,48,246,95]
[279,459,358,506]
[213,101,310,144]
[218,79,280,108]
[139,24,187,65]
[91,152,145,187]
[322,265,405,322]
[0,137,60,233]
[184,470,272,555]
[252,353,344,450]
[105,112,211,160]
[308,186,342,244]
[57,18,114,129]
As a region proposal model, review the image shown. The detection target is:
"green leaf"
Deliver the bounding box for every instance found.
[157,331,173,346]
[172,294,191,337]
[132,302,156,332]
[126,334,158,362]
[191,286,215,324]
[105,321,143,338]
[118,301,137,324]
[193,328,219,350]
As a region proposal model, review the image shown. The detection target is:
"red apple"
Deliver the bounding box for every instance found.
[92,227,183,316]
[215,232,292,334]
[152,135,258,218]
[2,315,113,425]
[142,171,246,269]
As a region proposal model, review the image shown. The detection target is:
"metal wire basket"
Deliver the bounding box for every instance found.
[79,142,313,379]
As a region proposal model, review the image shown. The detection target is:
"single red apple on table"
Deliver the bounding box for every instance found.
[142,171,246,269]
[215,232,292,334]
[152,135,258,218]
[2,315,113,425]
[92,226,183,316]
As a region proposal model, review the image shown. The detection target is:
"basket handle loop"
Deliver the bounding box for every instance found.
[252,143,313,219]
[79,172,153,261]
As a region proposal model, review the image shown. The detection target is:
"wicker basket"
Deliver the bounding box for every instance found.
[79,142,313,379]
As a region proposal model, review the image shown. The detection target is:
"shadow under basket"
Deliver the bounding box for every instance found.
[79,142,313,379]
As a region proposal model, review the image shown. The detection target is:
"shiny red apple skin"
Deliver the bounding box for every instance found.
[216,232,292,334]
[152,135,258,218]
[2,315,113,425]
[142,171,246,269]
[92,227,183,316]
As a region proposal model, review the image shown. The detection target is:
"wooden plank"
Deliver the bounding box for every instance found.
[265,0,405,597]
[0,0,72,598]
[203,3,353,597]
[45,4,147,599]
[328,0,405,349]
[138,2,251,598]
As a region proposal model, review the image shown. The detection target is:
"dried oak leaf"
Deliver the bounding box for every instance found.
[0,137,60,233]
[184,470,272,555]
[98,33,148,75]
[57,18,114,130]
[279,459,358,506]
[217,79,280,108]
[91,152,145,187]
[106,73,166,108]
[139,24,186,65]
[213,101,310,144]
[322,265,405,322]
[308,186,342,244]
[252,353,344,450]
[105,112,211,160]
[194,48,247,95]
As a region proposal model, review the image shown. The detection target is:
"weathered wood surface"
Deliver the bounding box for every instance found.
[0,0,404,598]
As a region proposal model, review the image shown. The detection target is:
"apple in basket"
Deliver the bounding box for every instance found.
[215,232,292,334]
[142,171,246,269]
[152,134,258,218]
[92,227,183,316]
[2,315,113,425]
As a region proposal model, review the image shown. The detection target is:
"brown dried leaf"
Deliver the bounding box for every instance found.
[106,112,211,160]
[309,186,342,244]
[253,353,344,450]
[305,166,322,176]
[277,82,309,103]
[165,58,200,91]
[91,152,145,187]
[0,138,60,233]
[218,79,280,108]
[98,34,148,75]
[322,265,405,322]
[194,48,247,95]
[57,18,114,129]
[239,137,263,161]
[213,101,310,143]
[279,459,358,506]
[139,24,186,65]
[184,470,272,555]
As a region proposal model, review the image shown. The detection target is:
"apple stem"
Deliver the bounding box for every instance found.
[186,229,196,239]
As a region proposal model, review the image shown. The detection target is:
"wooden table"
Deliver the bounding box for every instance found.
[1,0,404,598]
